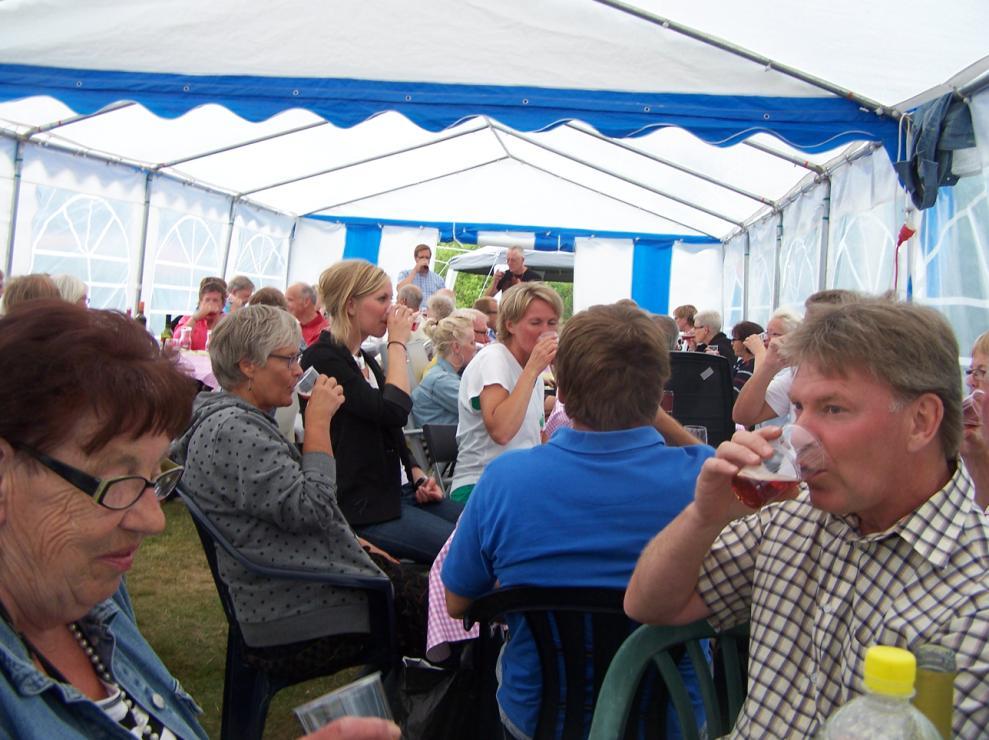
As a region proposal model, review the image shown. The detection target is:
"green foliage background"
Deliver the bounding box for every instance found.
[434,241,573,319]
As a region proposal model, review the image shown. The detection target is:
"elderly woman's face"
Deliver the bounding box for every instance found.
[0,429,168,624]
[251,344,304,408]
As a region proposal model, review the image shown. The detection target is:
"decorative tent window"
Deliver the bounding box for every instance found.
[148,213,223,328]
[778,235,819,309]
[722,238,745,329]
[231,230,287,289]
[29,190,131,310]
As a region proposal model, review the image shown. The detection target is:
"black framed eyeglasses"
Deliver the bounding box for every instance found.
[966,366,987,380]
[269,352,303,368]
[17,445,184,510]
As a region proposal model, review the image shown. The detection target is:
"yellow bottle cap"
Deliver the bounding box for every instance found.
[863,645,916,698]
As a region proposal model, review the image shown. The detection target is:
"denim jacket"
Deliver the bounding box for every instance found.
[0,584,206,739]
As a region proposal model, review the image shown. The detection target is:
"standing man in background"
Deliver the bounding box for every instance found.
[398,243,446,304]
[484,246,540,297]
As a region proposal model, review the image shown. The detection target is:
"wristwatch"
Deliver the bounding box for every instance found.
[413,476,428,490]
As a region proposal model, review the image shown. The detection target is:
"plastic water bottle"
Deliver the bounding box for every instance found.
[818,646,941,739]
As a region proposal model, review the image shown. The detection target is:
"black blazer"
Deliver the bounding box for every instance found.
[301,332,414,526]
[696,331,736,369]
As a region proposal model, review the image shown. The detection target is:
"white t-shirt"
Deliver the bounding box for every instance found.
[451,342,544,490]
[762,366,795,426]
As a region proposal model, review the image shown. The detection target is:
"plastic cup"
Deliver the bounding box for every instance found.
[684,425,708,444]
[731,425,828,509]
[295,366,318,398]
[962,389,984,428]
[293,672,392,733]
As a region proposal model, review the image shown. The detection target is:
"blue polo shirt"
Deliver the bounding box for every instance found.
[443,426,712,738]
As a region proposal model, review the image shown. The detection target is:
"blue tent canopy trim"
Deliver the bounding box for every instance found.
[0,63,899,154]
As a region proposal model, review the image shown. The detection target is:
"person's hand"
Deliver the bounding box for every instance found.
[358,537,400,565]
[691,427,795,527]
[743,334,766,361]
[300,716,401,740]
[386,304,414,344]
[414,254,430,274]
[493,269,505,284]
[961,391,989,462]
[304,375,345,427]
[704,345,721,356]
[761,335,789,374]
[412,469,444,503]
[525,333,558,375]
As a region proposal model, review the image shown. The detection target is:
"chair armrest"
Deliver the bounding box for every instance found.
[176,488,392,595]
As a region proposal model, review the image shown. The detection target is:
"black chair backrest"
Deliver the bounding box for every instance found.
[464,586,664,740]
[422,423,458,464]
[177,487,396,644]
[666,352,734,447]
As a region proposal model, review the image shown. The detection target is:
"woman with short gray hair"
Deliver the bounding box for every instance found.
[172,305,427,656]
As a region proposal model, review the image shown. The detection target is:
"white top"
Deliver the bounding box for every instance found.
[762,366,795,426]
[451,342,544,491]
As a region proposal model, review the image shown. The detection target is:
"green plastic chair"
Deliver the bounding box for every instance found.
[589,620,749,740]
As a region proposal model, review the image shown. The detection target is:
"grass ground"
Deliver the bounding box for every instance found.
[127,499,354,739]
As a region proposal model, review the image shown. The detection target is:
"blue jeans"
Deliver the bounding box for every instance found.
[355,484,463,564]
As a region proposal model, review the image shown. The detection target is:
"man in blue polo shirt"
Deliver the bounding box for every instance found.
[397,243,446,305]
[443,302,711,740]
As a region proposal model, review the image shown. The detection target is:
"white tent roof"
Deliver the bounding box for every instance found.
[1,0,987,242]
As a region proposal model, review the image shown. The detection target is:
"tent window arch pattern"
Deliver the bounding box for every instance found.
[229,229,288,290]
[722,238,745,328]
[148,212,223,332]
[28,188,131,310]
[828,211,896,294]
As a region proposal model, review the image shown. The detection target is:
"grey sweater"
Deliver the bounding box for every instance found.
[171,392,383,647]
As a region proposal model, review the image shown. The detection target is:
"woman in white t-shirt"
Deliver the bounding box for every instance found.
[450,282,563,502]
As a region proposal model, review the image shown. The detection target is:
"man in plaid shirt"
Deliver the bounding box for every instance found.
[627,298,989,738]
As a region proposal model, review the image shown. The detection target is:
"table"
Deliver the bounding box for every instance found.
[176,350,218,390]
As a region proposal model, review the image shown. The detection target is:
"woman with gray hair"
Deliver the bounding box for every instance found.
[171,305,427,657]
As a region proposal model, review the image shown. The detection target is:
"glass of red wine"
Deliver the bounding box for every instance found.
[732,425,829,509]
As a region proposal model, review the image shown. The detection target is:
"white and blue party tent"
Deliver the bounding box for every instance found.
[1,0,988,349]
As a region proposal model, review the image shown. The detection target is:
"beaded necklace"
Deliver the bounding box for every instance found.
[0,600,166,739]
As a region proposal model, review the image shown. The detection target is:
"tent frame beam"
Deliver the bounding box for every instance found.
[563,123,778,207]
[235,122,490,197]
[304,156,511,214]
[592,0,899,120]
[490,122,743,227]
[514,156,718,239]
[155,120,330,171]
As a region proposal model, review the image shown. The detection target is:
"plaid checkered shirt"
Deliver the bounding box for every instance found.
[696,463,989,738]
[397,268,446,304]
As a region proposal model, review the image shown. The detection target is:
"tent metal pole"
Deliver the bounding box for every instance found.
[486,118,513,159]
[563,123,777,206]
[303,156,511,215]
[3,139,23,278]
[772,215,783,310]
[155,121,330,170]
[491,123,743,227]
[236,123,489,197]
[818,178,832,290]
[19,101,136,138]
[221,198,237,278]
[515,156,719,239]
[742,140,826,173]
[284,219,297,288]
[743,232,751,319]
[591,0,898,120]
[134,172,154,312]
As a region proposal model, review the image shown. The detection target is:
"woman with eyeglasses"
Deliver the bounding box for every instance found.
[172,304,432,659]
[0,300,206,738]
[302,260,462,564]
[961,330,989,511]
